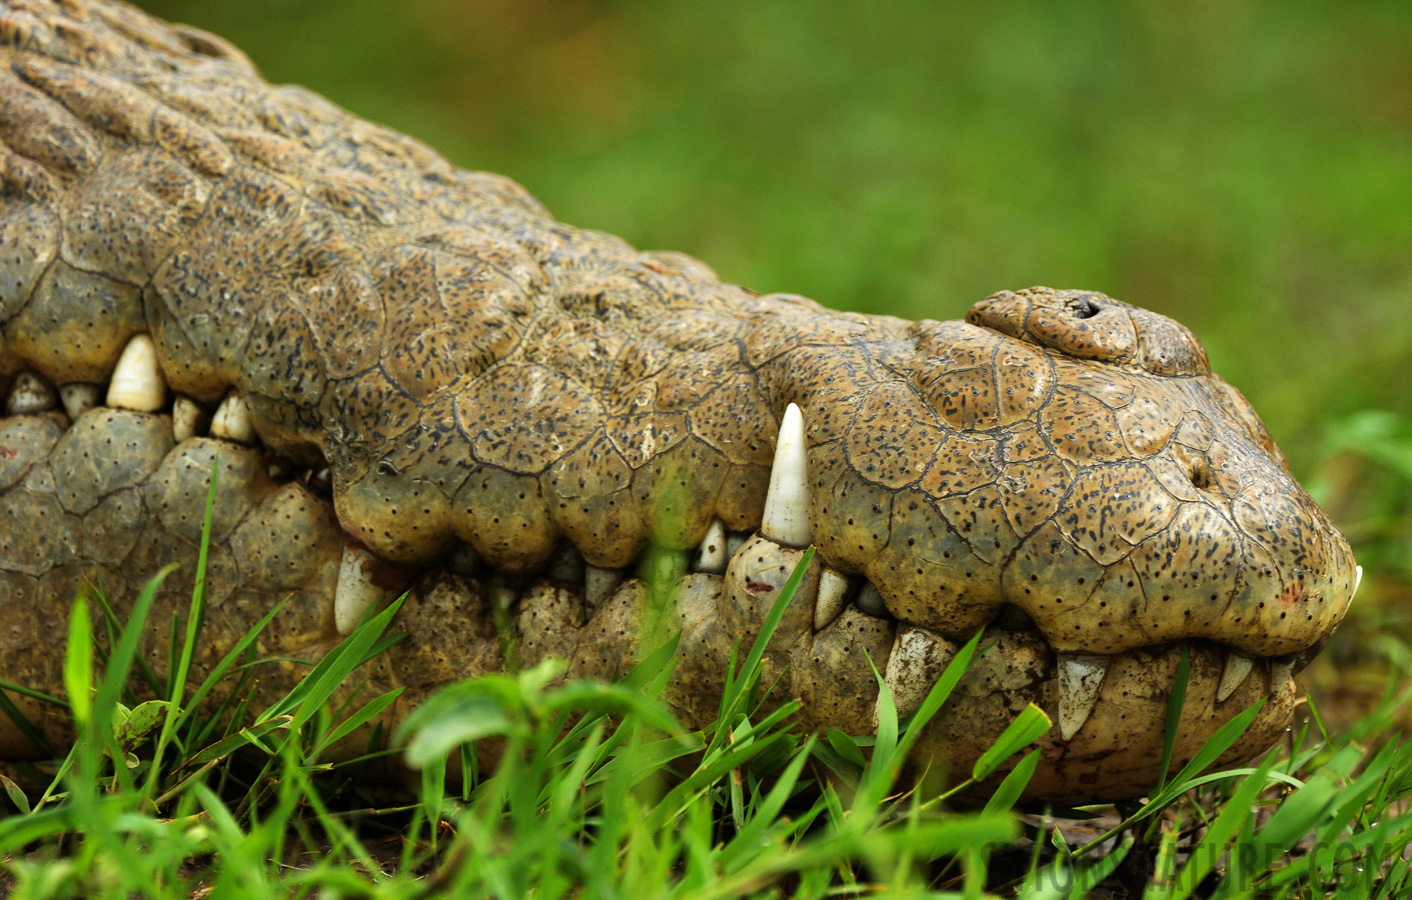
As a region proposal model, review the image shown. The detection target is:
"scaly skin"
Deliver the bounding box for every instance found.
[0,0,1357,802]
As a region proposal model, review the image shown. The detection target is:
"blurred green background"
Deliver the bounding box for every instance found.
[136,2,1412,681]
[136,0,1411,471]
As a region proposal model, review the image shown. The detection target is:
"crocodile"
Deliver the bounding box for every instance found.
[0,0,1358,803]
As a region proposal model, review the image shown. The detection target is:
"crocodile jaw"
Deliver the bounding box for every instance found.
[0,0,1357,803]
[0,369,1348,803]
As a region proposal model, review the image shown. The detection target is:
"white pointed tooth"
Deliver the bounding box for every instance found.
[760,402,810,548]
[814,568,851,630]
[1336,563,1363,619]
[881,626,958,721]
[1056,653,1110,741]
[854,582,889,619]
[210,393,256,444]
[1271,660,1294,692]
[694,518,728,575]
[59,383,103,419]
[267,460,293,480]
[5,372,56,415]
[172,396,209,442]
[106,334,167,412]
[584,565,624,616]
[1216,652,1255,702]
[335,545,383,635]
[310,467,332,494]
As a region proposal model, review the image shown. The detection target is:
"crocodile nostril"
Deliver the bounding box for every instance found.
[1189,461,1215,490]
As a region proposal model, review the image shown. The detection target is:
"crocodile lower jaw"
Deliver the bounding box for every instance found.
[4,340,1324,802]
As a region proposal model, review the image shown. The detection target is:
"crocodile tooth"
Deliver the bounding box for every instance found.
[693,518,728,574]
[106,334,167,412]
[59,383,103,420]
[210,393,256,444]
[854,582,889,619]
[1056,653,1110,741]
[172,396,209,442]
[584,565,624,615]
[1270,659,1294,692]
[814,567,851,630]
[1355,564,1363,595]
[1216,652,1255,702]
[881,626,957,720]
[4,372,56,415]
[760,402,810,548]
[309,467,332,494]
[335,545,383,635]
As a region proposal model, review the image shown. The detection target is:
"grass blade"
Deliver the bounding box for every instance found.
[1143,696,1267,813]
[0,687,52,757]
[62,594,93,729]
[1157,642,1191,794]
[1171,752,1277,898]
[983,748,1041,815]
[972,702,1051,781]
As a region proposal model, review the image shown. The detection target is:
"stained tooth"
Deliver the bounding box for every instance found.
[267,460,293,480]
[1216,652,1255,702]
[335,545,383,635]
[106,334,166,412]
[814,568,851,630]
[210,393,256,444]
[59,383,102,419]
[172,396,209,442]
[881,626,957,720]
[303,466,333,494]
[694,518,728,574]
[854,582,889,619]
[1056,653,1109,741]
[5,372,56,415]
[760,402,810,548]
[584,565,624,615]
[1271,660,1294,692]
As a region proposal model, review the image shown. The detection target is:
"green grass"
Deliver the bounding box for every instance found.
[4,473,1412,897]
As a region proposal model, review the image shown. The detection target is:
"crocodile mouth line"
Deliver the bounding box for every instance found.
[1,341,1358,761]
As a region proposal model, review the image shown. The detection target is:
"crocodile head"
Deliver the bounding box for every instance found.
[0,0,1355,803]
[798,286,1358,799]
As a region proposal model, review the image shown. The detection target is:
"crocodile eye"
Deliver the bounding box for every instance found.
[1069,295,1101,319]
